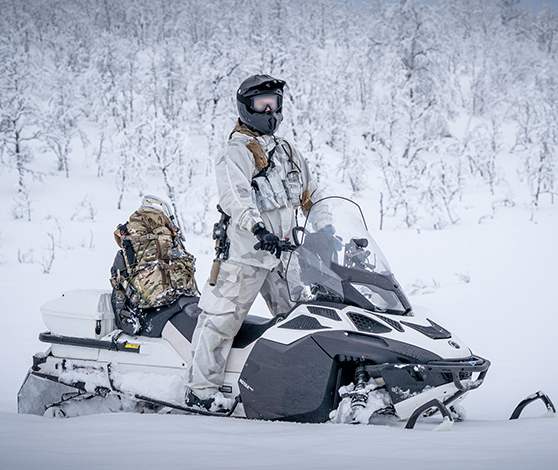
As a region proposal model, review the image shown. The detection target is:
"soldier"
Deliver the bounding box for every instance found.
[185,75,324,411]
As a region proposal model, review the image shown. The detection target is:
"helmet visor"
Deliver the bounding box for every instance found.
[251,94,280,113]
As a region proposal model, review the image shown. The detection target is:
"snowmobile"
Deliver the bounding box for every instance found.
[18,197,555,429]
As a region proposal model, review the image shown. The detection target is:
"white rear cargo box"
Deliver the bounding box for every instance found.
[41,289,116,339]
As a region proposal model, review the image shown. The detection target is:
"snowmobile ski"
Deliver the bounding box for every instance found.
[405,398,454,431]
[510,391,556,420]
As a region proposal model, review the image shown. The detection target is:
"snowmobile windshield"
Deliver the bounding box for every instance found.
[286,197,409,314]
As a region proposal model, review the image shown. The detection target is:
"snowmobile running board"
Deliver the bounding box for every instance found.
[510,391,556,420]
[134,394,241,418]
[26,369,241,419]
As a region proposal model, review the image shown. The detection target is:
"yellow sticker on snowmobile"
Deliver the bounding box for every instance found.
[124,343,140,350]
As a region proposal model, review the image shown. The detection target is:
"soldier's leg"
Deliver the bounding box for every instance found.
[260,261,296,317]
[187,262,267,399]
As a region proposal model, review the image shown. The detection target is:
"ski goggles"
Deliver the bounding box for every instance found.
[251,94,281,113]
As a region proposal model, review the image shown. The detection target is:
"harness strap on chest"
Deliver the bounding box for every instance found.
[247,141,268,171]
[246,137,300,174]
[228,120,298,172]
[229,121,312,210]
[301,189,313,212]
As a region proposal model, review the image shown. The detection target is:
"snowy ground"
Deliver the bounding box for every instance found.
[1,154,557,469]
[1,412,556,470]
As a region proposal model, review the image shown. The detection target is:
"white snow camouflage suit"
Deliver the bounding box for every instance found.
[187,122,324,399]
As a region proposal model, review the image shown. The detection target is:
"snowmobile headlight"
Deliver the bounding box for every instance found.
[350,283,406,314]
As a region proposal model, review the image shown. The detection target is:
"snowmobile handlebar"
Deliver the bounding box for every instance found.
[253,235,296,258]
[278,238,296,253]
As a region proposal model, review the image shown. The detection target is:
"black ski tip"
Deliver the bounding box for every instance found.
[510,391,556,420]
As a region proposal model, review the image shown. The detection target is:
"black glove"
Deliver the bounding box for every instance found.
[253,225,282,259]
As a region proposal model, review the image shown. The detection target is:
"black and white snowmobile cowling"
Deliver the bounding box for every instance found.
[18,197,555,429]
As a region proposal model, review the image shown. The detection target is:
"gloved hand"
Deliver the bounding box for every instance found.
[253,225,282,259]
[303,224,341,264]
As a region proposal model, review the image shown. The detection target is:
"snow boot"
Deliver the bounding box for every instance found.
[184,389,233,413]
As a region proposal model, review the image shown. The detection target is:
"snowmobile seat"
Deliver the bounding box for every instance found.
[163,298,201,342]
[164,298,283,348]
[232,315,283,349]
[130,295,200,338]
[116,294,281,349]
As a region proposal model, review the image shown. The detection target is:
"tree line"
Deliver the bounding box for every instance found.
[1,0,556,230]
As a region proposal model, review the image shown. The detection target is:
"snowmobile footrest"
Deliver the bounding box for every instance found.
[510,391,556,420]
[405,398,454,430]
[135,394,241,417]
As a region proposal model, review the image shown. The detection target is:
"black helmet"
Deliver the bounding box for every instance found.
[236,74,286,135]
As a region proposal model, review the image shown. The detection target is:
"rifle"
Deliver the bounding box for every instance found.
[209,205,231,286]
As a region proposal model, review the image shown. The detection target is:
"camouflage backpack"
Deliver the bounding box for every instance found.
[111,196,197,317]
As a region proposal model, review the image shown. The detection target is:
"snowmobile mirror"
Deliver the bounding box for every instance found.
[352,238,369,249]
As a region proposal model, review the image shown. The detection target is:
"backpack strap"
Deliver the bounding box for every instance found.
[120,233,159,242]
[115,224,136,267]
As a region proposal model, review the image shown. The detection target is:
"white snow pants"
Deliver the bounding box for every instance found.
[186,260,293,399]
